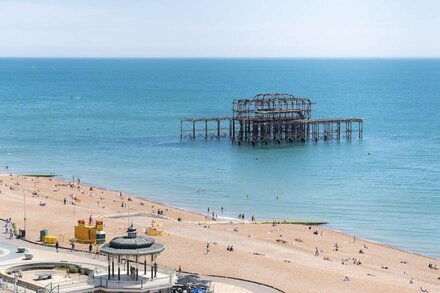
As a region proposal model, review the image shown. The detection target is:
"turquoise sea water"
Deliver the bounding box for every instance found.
[0,58,439,258]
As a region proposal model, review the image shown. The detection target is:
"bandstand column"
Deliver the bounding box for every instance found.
[135,255,139,281]
[112,255,114,277]
[150,254,153,279]
[107,254,111,280]
[153,254,157,278]
[144,255,147,275]
[117,255,121,281]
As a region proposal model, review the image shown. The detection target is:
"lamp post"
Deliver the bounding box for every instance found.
[23,189,26,238]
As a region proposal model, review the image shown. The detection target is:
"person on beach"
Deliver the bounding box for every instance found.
[0,277,5,289]
[94,246,100,259]
[55,241,59,253]
[89,243,92,254]
[315,247,319,256]
[206,242,210,254]
[130,266,136,280]
[71,242,75,252]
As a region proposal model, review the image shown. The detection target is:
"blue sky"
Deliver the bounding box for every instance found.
[0,0,439,57]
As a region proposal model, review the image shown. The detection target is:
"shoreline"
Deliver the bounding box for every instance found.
[9,171,438,261]
[3,171,440,260]
[1,172,439,292]
[325,227,439,262]
[47,174,440,260]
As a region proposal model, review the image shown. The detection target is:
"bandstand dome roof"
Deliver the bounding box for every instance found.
[100,226,165,255]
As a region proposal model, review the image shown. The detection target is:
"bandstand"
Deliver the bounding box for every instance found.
[94,225,176,292]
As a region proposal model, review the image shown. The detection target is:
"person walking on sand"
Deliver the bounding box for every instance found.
[206,242,210,254]
[71,242,75,252]
[94,246,100,259]
[55,241,59,253]
[89,243,92,254]
[315,247,319,256]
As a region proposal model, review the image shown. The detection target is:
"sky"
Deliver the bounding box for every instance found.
[0,0,439,58]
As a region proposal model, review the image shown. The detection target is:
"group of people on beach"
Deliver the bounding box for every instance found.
[54,240,101,258]
[428,263,438,270]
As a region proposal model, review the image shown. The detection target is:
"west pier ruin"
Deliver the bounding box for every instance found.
[180,93,363,144]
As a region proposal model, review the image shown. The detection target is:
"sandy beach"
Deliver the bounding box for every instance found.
[0,173,439,293]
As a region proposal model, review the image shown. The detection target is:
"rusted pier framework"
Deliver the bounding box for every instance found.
[180,93,363,144]
[180,117,231,140]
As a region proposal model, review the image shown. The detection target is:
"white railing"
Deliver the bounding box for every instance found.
[88,274,176,290]
[0,278,39,293]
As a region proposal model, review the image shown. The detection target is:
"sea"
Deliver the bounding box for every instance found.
[0,58,439,258]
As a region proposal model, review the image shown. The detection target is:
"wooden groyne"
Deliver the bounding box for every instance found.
[180,93,363,144]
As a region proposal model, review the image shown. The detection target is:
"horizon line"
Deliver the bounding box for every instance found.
[0,56,439,59]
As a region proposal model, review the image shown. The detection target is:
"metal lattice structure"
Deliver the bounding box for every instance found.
[180,93,363,144]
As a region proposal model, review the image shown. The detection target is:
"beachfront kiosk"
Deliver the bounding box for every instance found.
[97,225,176,292]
